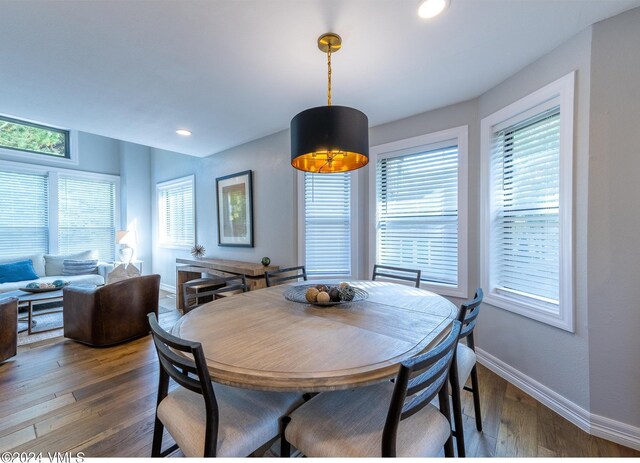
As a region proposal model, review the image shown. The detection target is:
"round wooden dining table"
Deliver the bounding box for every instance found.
[172,280,457,392]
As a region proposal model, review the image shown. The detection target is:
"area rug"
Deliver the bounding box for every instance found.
[17,297,177,347]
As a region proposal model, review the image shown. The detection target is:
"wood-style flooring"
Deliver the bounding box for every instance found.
[0,293,637,458]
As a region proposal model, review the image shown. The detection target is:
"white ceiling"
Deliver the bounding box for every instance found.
[1,0,639,158]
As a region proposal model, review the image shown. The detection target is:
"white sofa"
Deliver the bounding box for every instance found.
[0,251,112,294]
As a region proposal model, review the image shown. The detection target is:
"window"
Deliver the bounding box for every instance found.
[0,170,49,257]
[157,175,195,248]
[0,115,70,158]
[58,176,117,261]
[299,172,355,278]
[481,72,574,331]
[370,126,468,297]
[0,161,120,260]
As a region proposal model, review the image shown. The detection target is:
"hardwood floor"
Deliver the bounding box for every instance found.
[0,293,637,458]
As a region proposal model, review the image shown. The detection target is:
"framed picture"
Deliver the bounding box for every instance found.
[216,170,254,247]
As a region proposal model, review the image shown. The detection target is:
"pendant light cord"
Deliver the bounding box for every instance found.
[327,48,332,106]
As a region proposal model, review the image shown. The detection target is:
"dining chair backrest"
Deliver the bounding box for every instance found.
[457,288,483,348]
[148,313,220,456]
[382,320,462,457]
[265,266,307,287]
[372,264,421,288]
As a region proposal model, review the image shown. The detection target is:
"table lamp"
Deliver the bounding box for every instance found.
[116,230,137,264]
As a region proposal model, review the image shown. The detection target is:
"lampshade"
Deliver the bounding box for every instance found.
[291,105,369,173]
[116,230,137,247]
[290,32,369,174]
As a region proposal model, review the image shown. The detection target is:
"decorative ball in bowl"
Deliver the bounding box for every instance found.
[284,282,368,307]
[261,257,271,266]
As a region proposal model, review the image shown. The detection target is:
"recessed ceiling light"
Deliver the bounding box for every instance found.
[417,0,450,19]
[176,129,192,136]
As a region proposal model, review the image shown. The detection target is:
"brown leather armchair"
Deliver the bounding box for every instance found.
[0,297,18,362]
[63,274,161,347]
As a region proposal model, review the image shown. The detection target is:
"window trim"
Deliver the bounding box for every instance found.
[368,125,469,298]
[480,71,574,332]
[0,159,120,259]
[297,170,359,279]
[0,114,79,165]
[156,175,196,249]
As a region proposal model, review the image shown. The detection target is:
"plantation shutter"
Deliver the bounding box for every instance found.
[58,176,116,260]
[376,145,459,285]
[490,105,560,304]
[0,170,49,257]
[158,177,194,247]
[304,172,351,276]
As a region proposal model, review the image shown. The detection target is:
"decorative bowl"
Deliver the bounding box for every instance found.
[283,284,368,307]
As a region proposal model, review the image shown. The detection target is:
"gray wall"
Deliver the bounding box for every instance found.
[150,131,296,288]
[474,28,593,410]
[119,142,152,273]
[588,7,640,427]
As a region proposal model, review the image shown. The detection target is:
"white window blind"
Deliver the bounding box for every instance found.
[304,172,351,277]
[58,176,117,261]
[490,106,560,305]
[0,170,49,258]
[376,145,459,285]
[158,176,195,247]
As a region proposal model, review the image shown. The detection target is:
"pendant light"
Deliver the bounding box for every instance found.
[290,33,369,173]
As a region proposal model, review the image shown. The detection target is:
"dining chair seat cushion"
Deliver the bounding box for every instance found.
[285,381,450,457]
[456,343,477,390]
[157,383,301,457]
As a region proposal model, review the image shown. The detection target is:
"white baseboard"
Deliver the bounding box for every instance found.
[160,283,176,294]
[476,347,640,451]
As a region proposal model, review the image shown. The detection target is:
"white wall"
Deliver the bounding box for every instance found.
[588,7,640,429]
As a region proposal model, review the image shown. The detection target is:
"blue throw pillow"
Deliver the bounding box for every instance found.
[0,259,39,283]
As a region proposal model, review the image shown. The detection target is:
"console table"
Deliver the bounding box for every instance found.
[175,258,279,312]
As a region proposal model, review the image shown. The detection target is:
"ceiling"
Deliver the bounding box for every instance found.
[1,0,639,158]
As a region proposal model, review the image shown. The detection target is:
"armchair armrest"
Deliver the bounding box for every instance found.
[97,262,114,282]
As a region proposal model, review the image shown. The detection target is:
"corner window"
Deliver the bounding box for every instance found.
[480,72,574,331]
[370,126,468,297]
[157,175,195,248]
[0,161,119,260]
[0,115,71,159]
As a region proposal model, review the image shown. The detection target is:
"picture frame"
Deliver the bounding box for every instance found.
[216,170,254,247]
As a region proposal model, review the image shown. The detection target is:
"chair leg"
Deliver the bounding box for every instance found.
[151,415,164,457]
[470,364,483,432]
[280,416,291,458]
[450,384,466,457]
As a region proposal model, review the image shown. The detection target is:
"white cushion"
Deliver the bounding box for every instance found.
[456,343,477,390]
[157,383,302,457]
[285,381,451,457]
[106,264,140,285]
[0,254,46,277]
[44,251,97,276]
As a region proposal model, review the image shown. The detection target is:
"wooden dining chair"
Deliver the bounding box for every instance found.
[147,313,302,457]
[280,320,462,458]
[372,264,421,288]
[265,266,307,287]
[182,275,248,314]
[449,288,484,457]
